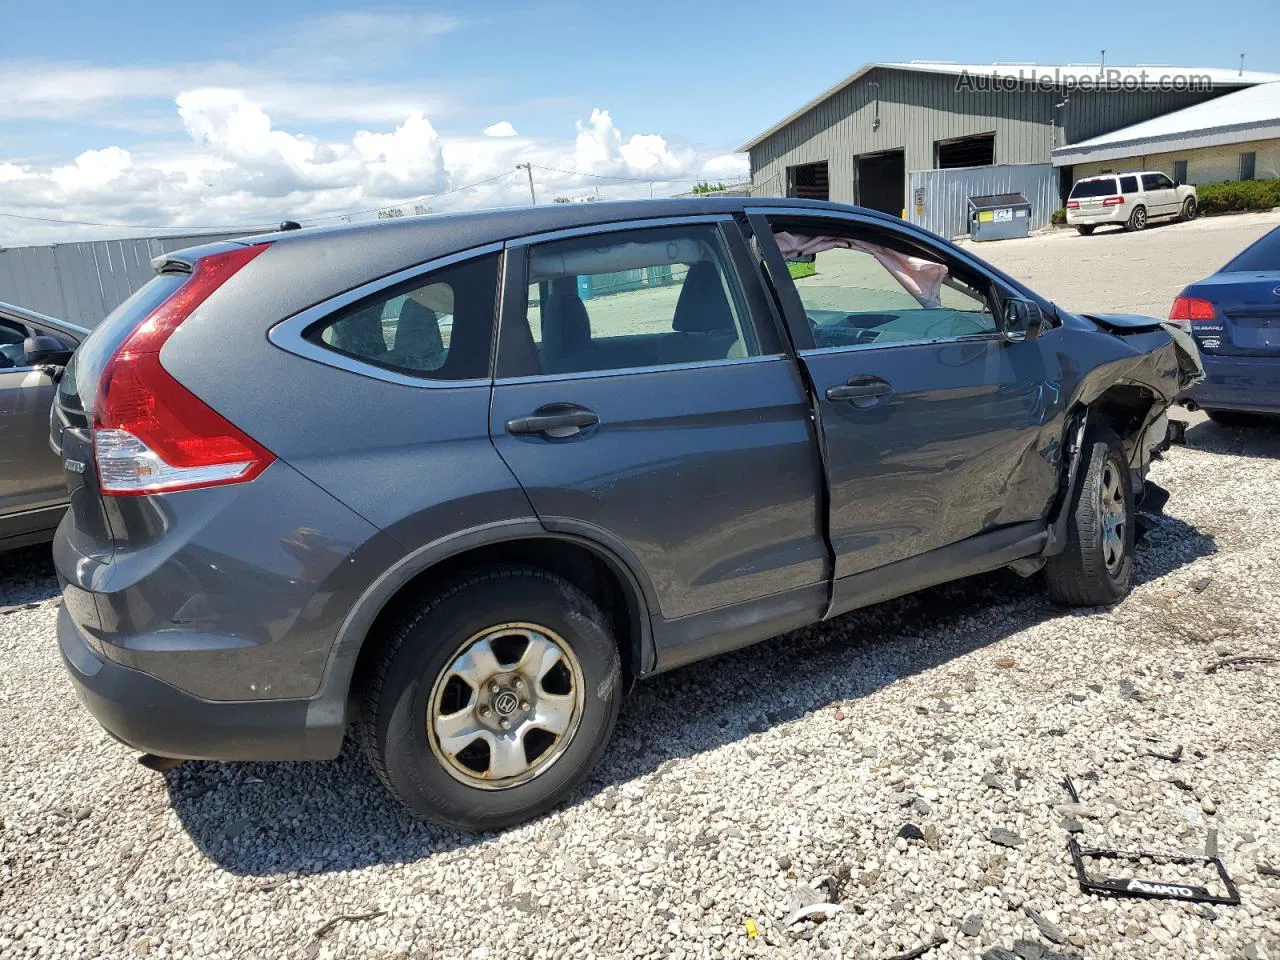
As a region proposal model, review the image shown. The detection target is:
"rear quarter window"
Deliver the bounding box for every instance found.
[1070,178,1119,199]
[305,253,499,381]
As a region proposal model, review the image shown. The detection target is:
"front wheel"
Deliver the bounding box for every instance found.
[1179,197,1197,222]
[1076,225,1095,236]
[1125,205,1148,232]
[358,568,621,831]
[1044,429,1134,606]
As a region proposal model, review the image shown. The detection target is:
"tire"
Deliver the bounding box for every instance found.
[358,567,621,831]
[1124,205,1148,231]
[1076,225,1095,236]
[1044,429,1134,606]
[1205,409,1254,427]
[1178,196,1197,222]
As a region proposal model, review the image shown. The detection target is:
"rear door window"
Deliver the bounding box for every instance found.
[500,223,766,377]
[1119,175,1139,193]
[1070,178,1118,199]
[307,253,499,380]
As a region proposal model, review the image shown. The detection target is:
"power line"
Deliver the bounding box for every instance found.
[298,169,519,223]
[530,163,735,185]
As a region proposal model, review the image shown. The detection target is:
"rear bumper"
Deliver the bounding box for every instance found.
[1180,354,1280,414]
[1066,208,1125,226]
[58,604,344,761]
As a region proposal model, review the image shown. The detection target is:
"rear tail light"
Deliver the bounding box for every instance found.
[1066,200,1080,209]
[94,244,275,496]
[1101,196,1125,207]
[1168,295,1216,324]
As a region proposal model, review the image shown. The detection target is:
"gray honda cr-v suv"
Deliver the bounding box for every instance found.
[53,198,1201,830]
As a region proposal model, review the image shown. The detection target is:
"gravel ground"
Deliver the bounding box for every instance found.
[3,416,1279,960]
[4,212,1280,960]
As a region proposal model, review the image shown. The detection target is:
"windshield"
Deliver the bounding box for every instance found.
[1070,178,1119,199]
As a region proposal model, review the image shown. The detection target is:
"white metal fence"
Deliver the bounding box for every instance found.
[907,163,1059,240]
[0,232,250,326]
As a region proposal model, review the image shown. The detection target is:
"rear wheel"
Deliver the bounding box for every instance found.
[1076,225,1095,236]
[358,567,621,831]
[1125,205,1148,232]
[1179,196,1197,222]
[1044,429,1134,606]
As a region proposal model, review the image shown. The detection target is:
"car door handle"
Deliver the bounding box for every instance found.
[506,404,599,436]
[826,377,893,402]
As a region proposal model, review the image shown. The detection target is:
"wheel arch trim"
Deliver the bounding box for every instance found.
[307,518,658,735]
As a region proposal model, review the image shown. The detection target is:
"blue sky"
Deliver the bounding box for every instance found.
[2,0,1278,243]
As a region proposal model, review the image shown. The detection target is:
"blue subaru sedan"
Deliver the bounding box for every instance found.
[1176,225,1280,424]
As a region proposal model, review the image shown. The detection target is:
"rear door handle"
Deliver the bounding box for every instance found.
[506,404,599,436]
[826,377,893,402]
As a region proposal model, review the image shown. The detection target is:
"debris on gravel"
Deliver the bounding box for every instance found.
[4,423,1280,959]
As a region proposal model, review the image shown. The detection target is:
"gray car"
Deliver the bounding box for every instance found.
[52,198,1201,830]
[1,302,86,550]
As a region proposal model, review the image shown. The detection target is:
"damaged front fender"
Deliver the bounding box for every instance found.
[1083,312,1205,390]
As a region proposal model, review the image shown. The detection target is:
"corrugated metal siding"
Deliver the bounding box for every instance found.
[0,231,252,326]
[1059,87,1235,144]
[907,163,1058,240]
[749,67,1231,208]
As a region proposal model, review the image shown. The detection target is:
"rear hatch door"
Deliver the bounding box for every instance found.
[1186,272,1280,356]
[1069,177,1120,216]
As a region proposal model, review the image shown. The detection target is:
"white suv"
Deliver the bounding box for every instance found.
[1066,172,1198,235]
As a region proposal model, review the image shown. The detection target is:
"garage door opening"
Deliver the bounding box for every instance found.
[855,150,905,216]
[786,161,829,200]
[935,133,995,169]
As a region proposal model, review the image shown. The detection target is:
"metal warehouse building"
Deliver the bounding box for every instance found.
[740,62,1280,237]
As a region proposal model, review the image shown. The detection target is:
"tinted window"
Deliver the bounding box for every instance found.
[0,318,27,368]
[1141,174,1169,191]
[58,273,186,412]
[504,224,761,377]
[1119,175,1139,194]
[774,227,997,349]
[1069,178,1118,199]
[1221,226,1280,273]
[308,254,499,380]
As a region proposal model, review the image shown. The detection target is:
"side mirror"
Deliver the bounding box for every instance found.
[23,335,73,366]
[1000,298,1046,343]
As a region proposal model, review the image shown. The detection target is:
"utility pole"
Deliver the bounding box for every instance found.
[515,163,536,204]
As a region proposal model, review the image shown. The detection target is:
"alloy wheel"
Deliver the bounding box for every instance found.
[1099,460,1127,575]
[427,622,585,790]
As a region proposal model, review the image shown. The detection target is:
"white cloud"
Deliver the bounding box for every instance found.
[700,153,750,180]
[0,94,748,245]
[51,147,134,191]
[483,121,518,138]
[0,60,461,128]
